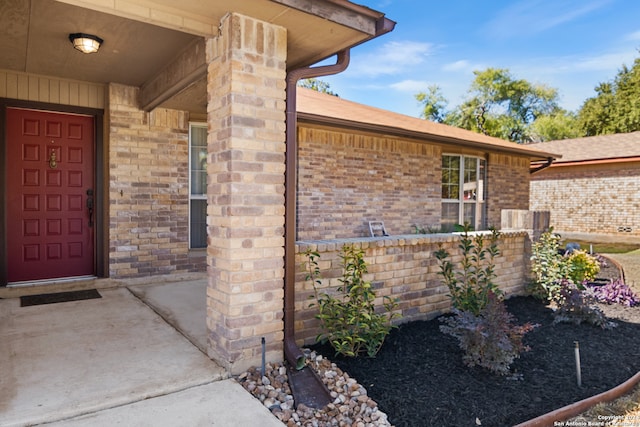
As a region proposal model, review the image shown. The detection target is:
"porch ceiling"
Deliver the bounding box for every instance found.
[0,0,391,114]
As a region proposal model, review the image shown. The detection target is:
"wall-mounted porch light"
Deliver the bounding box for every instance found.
[68,33,103,54]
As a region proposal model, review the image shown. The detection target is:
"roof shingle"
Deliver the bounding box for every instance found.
[531,131,640,163]
[296,87,559,160]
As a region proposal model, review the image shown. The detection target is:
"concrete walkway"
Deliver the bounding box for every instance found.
[0,283,282,427]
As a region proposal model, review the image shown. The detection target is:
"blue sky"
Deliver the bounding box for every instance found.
[318,0,640,118]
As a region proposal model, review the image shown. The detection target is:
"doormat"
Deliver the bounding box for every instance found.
[20,289,102,307]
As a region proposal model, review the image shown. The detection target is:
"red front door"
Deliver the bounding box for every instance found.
[6,108,95,283]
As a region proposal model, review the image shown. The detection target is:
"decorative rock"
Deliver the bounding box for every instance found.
[237,352,392,427]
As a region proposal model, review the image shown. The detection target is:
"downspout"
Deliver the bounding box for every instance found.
[530,157,554,175]
[283,50,350,369]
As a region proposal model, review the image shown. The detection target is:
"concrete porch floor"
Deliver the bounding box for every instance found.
[0,277,283,426]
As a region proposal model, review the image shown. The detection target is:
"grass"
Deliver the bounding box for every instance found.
[568,384,640,424]
[560,240,640,254]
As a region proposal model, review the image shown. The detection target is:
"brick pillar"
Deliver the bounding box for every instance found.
[205,13,287,374]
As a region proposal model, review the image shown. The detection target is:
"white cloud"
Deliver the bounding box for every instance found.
[442,60,471,72]
[350,41,433,76]
[514,50,637,77]
[626,30,640,41]
[485,0,612,39]
[389,79,432,92]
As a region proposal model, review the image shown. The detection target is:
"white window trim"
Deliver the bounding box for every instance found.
[189,122,207,249]
[442,154,486,230]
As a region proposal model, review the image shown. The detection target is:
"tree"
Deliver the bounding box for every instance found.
[415,68,571,143]
[529,110,581,142]
[298,78,338,96]
[577,57,640,135]
[416,85,448,122]
[446,68,560,143]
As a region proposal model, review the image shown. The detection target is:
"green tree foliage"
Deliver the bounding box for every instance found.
[578,57,640,135]
[415,84,448,122]
[451,68,560,142]
[529,110,582,142]
[416,68,577,143]
[298,78,339,96]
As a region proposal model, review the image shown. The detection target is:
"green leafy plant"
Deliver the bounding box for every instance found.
[440,291,538,376]
[531,230,615,328]
[566,250,600,284]
[434,223,502,315]
[529,228,569,301]
[305,245,400,358]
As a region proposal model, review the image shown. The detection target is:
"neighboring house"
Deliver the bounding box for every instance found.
[0,0,556,376]
[530,132,640,236]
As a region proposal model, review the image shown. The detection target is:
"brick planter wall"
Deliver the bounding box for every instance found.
[530,162,640,235]
[293,231,529,346]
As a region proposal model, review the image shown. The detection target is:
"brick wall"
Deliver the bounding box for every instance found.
[297,125,533,239]
[205,13,287,374]
[487,153,531,228]
[294,231,529,345]
[297,125,442,239]
[530,162,640,235]
[108,83,205,278]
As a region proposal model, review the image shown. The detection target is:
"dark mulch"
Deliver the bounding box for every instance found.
[311,260,640,427]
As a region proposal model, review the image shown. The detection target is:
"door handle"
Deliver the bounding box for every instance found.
[86,189,94,227]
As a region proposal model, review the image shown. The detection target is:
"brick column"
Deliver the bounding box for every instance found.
[205,14,287,374]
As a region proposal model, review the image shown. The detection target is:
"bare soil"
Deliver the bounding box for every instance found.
[310,260,640,426]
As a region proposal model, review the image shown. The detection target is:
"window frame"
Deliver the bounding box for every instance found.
[441,154,487,231]
[189,122,208,249]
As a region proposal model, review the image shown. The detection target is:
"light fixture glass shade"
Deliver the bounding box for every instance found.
[69,33,103,54]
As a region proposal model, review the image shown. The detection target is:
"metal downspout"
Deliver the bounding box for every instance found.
[530,157,554,174]
[284,50,350,369]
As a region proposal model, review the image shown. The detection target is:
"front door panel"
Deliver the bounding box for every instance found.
[7,108,95,282]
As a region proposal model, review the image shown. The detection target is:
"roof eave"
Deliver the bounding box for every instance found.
[548,156,640,167]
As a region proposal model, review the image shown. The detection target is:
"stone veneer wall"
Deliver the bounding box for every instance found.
[297,126,442,240]
[486,153,531,228]
[108,83,205,278]
[294,231,529,345]
[530,162,640,235]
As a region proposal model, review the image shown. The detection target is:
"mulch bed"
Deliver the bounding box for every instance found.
[311,258,640,426]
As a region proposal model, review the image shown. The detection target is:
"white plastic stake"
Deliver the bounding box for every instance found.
[574,341,582,387]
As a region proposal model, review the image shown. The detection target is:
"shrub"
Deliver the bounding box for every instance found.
[434,224,502,316]
[566,250,600,285]
[590,279,639,307]
[530,228,569,301]
[440,292,538,376]
[553,280,616,329]
[305,245,399,358]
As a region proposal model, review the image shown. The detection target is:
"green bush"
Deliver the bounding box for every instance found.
[530,230,614,328]
[304,245,399,358]
[566,250,600,284]
[434,224,502,315]
[530,228,569,301]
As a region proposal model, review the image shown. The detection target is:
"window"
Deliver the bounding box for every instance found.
[189,123,207,248]
[441,155,486,231]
